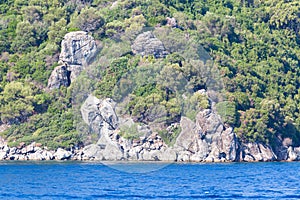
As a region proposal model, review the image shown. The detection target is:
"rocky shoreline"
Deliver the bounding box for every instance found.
[1,139,300,162]
[1,101,300,162]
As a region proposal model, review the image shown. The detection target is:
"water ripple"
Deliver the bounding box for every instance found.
[0,162,300,199]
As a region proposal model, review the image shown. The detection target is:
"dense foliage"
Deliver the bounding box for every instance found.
[0,0,299,149]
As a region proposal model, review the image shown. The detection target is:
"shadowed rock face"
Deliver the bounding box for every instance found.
[131,31,168,58]
[47,65,70,90]
[47,31,97,90]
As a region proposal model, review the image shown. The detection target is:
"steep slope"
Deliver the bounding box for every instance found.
[0,0,299,161]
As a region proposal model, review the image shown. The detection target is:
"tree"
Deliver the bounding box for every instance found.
[72,7,105,32]
[216,101,237,126]
[11,21,37,52]
[0,82,36,123]
[269,1,300,34]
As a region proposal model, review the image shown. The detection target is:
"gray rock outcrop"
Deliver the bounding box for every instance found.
[287,146,300,161]
[3,93,300,162]
[173,109,238,162]
[54,148,72,160]
[79,95,175,161]
[59,31,97,66]
[96,132,124,160]
[81,144,103,160]
[79,95,179,161]
[48,31,97,89]
[131,31,168,58]
[0,141,55,161]
[78,95,241,162]
[239,142,277,162]
[220,127,237,161]
[80,95,119,135]
[80,95,123,160]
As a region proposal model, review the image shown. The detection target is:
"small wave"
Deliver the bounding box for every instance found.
[0,193,82,199]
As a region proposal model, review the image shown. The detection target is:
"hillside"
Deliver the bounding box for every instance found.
[0,0,299,157]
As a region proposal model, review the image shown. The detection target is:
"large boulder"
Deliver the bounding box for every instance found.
[21,143,35,154]
[59,31,97,66]
[241,142,276,162]
[82,144,104,160]
[140,148,177,161]
[287,146,300,161]
[174,109,238,162]
[96,133,123,160]
[81,95,103,135]
[159,148,177,161]
[174,117,198,152]
[131,31,168,58]
[98,99,118,130]
[54,148,72,160]
[28,151,45,160]
[219,127,237,161]
[80,95,123,161]
[81,95,118,135]
[42,151,54,160]
[196,109,223,136]
[48,31,97,89]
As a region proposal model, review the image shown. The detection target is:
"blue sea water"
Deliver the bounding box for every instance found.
[0,161,300,199]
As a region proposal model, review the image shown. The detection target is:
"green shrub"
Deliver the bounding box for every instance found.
[158,125,181,147]
[216,101,237,126]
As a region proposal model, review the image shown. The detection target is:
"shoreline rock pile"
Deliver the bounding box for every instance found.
[0,94,284,162]
[1,93,300,162]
